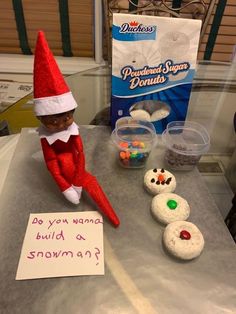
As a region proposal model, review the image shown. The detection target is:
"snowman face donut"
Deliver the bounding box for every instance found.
[163,221,204,260]
[151,193,190,225]
[144,168,176,195]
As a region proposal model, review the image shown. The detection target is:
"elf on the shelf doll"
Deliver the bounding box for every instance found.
[33,31,120,227]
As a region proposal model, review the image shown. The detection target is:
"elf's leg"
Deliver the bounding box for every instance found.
[82,171,120,227]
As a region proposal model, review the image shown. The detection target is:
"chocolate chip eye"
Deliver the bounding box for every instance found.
[153,169,157,173]
[161,168,165,173]
[151,178,155,183]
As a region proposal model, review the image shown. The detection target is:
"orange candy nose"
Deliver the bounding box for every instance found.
[157,174,165,182]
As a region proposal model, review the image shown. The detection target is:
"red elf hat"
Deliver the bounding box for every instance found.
[33,31,77,116]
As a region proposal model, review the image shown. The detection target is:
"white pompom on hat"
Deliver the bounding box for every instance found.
[33,31,77,116]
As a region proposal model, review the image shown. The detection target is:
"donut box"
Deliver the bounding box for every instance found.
[111,13,201,134]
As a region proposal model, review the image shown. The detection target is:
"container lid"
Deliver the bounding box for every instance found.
[111,117,156,152]
[162,121,210,155]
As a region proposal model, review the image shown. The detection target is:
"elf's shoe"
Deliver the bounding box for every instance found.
[82,172,120,227]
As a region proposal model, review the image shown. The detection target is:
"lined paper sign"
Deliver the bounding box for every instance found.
[16,212,104,280]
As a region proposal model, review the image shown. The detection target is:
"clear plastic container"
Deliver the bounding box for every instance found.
[111,117,156,168]
[162,121,210,171]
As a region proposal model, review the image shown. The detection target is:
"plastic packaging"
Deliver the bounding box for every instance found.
[111,117,156,168]
[162,121,210,171]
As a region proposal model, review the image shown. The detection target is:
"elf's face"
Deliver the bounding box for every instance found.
[38,110,74,133]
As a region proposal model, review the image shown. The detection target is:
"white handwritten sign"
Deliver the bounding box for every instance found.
[16,212,104,280]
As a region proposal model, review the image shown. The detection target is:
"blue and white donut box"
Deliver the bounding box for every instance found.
[111,13,201,133]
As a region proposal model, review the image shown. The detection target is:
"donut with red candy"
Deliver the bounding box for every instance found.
[163,221,204,260]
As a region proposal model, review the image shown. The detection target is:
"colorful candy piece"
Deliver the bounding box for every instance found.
[119,151,126,159]
[125,151,130,159]
[132,141,138,147]
[122,158,129,166]
[130,152,137,159]
[167,199,178,210]
[180,230,191,240]
[120,141,129,148]
[137,153,144,160]
[118,139,149,168]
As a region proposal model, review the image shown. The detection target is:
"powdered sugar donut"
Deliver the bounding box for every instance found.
[150,106,170,122]
[151,193,190,225]
[159,31,190,62]
[144,168,176,195]
[163,221,204,260]
[125,51,148,69]
[112,39,162,78]
[159,31,190,82]
[130,109,151,121]
[129,100,170,120]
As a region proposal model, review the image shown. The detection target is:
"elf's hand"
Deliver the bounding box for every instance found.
[72,185,82,199]
[62,186,80,204]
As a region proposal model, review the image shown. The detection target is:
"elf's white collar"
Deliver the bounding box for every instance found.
[38,122,79,145]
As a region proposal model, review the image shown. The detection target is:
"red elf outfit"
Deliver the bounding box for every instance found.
[33,31,120,227]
